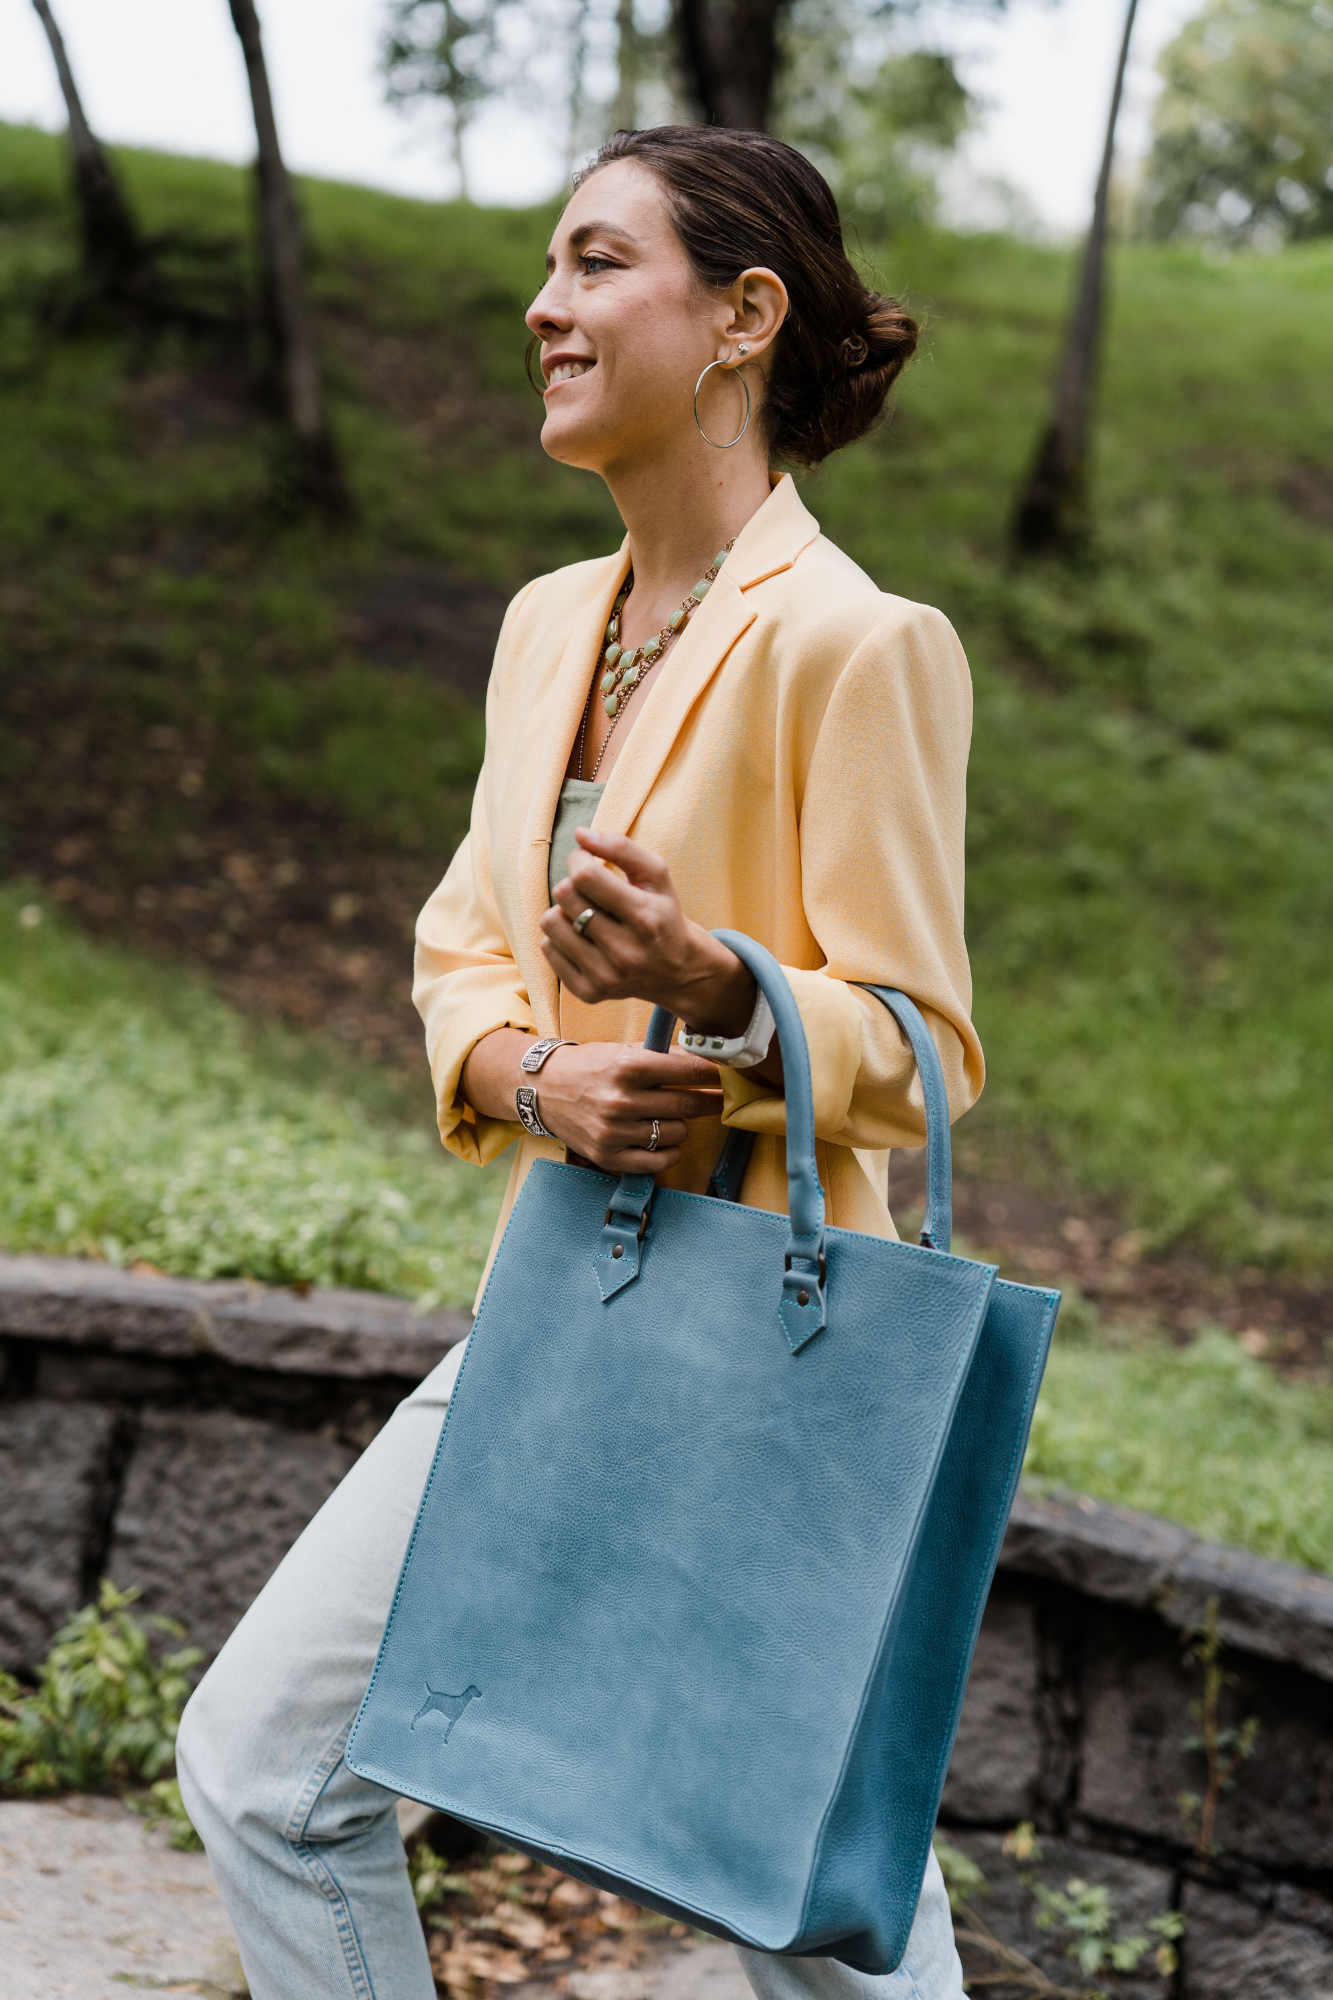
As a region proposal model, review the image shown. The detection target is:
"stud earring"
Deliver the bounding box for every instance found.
[737,343,750,357]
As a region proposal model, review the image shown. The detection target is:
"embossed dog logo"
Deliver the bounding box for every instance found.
[411,1683,482,1737]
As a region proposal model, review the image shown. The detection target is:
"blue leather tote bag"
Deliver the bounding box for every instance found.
[346,934,1059,1972]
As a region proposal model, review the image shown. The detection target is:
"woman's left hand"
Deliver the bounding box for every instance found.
[541,828,754,1033]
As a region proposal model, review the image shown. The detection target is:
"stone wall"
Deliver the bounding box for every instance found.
[3,1254,1333,1995]
[0,1255,466,1662]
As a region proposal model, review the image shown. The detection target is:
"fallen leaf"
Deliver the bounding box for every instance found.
[549,1878,598,1912]
[477,1905,552,1951]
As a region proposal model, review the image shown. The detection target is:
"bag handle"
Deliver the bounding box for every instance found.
[593,931,828,1352]
[590,951,956,1332]
[696,988,953,1254]
[858,987,953,1255]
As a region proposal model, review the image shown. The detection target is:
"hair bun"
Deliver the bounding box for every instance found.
[577,127,919,467]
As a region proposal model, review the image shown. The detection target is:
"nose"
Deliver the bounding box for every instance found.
[526,272,573,341]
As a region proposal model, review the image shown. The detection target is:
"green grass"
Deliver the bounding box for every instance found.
[1027,1321,1333,1572]
[4,124,1330,1267]
[0,890,505,1305]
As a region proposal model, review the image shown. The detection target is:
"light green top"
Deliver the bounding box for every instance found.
[549,779,606,903]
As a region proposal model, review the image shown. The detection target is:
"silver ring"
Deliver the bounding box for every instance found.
[648,1119,661,1153]
[571,906,597,937]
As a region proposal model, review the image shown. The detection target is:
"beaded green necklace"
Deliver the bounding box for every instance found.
[577,540,735,781]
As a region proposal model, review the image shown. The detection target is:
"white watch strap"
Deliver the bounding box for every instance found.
[679,986,776,1071]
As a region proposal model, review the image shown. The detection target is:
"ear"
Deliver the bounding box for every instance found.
[716,267,788,365]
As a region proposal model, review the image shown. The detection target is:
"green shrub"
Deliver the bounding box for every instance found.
[128,1774,204,1851]
[0,1582,200,1797]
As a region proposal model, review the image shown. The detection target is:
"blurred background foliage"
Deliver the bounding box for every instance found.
[1143,0,1333,252]
[775,1,974,228]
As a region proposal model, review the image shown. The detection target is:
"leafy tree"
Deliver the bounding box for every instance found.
[778,0,973,228]
[1143,0,1333,249]
[382,0,513,200]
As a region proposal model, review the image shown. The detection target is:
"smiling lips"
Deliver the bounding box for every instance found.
[546,358,595,386]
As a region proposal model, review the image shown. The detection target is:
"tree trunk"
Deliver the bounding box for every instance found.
[615,0,637,132]
[227,0,351,520]
[31,0,140,289]
[1012,0,1140,557]
[565,0,593,175]
[672,0,788,131]
[451,110,471,203]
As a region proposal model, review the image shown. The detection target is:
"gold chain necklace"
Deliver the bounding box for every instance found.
[576,541,736,782]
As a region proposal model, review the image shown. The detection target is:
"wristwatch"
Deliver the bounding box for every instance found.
[515,1085,553,1138]
[520,1037,575,1074]
[679,986,776,1071]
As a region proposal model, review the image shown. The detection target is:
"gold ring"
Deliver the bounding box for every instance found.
[571,907,597,937]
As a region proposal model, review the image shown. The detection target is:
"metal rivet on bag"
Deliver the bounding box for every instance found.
[611,1243,624,1259]
[797,1289,809,1306]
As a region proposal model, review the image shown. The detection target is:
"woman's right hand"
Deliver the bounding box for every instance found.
[537,1042,722,1174]
[460,1029,722,1176]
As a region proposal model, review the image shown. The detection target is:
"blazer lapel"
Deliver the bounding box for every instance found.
[516,550,629,1027]
[597,475,820,840]
[596,571,756,841]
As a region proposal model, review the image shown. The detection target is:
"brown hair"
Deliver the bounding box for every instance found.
[573,126,917,469]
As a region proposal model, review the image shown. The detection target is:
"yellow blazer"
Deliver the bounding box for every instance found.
[414,474,984,1301]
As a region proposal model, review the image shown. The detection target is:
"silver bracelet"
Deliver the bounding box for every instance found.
[679,986,776,1071]
[520,1037,575,1074]
[514,1085,553,1138]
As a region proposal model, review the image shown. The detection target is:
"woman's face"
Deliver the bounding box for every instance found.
[526,160,747,476]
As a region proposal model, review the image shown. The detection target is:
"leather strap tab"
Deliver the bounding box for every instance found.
[779,1245,827,1353]
[594,1174,655,1300]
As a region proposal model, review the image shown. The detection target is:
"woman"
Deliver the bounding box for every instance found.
[178,125,983,2000]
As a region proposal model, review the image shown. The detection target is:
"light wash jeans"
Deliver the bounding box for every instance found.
[177,1347,963,2000]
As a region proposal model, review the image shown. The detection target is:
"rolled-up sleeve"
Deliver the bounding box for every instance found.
[718,602,984,1149]
[413,767,537,1166]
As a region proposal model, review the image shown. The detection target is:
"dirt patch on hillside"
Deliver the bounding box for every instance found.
[891,1152,1333,1380]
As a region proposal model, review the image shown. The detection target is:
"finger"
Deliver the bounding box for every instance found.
[573,825,673,891]
[538,908,622,975]
[547,877,636,956]
[566,848,659,935]
[617,1051,722,1088]
[540,895,635,979]
[609,1146,684,1176]
[603,1092,721,1126]
[539,935,615,1002]
[609,1119,689,1152]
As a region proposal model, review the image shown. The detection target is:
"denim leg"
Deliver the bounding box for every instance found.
[734,1850,963,2000]
[177,1349,465,2000]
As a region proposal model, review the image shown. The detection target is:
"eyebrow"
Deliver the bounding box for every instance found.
[545,220,638,273]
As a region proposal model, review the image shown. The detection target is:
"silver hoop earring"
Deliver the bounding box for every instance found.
[693,360,751,449]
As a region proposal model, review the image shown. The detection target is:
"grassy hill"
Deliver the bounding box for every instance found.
[2,119,1332,1281]
[4,122,1333,1567]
